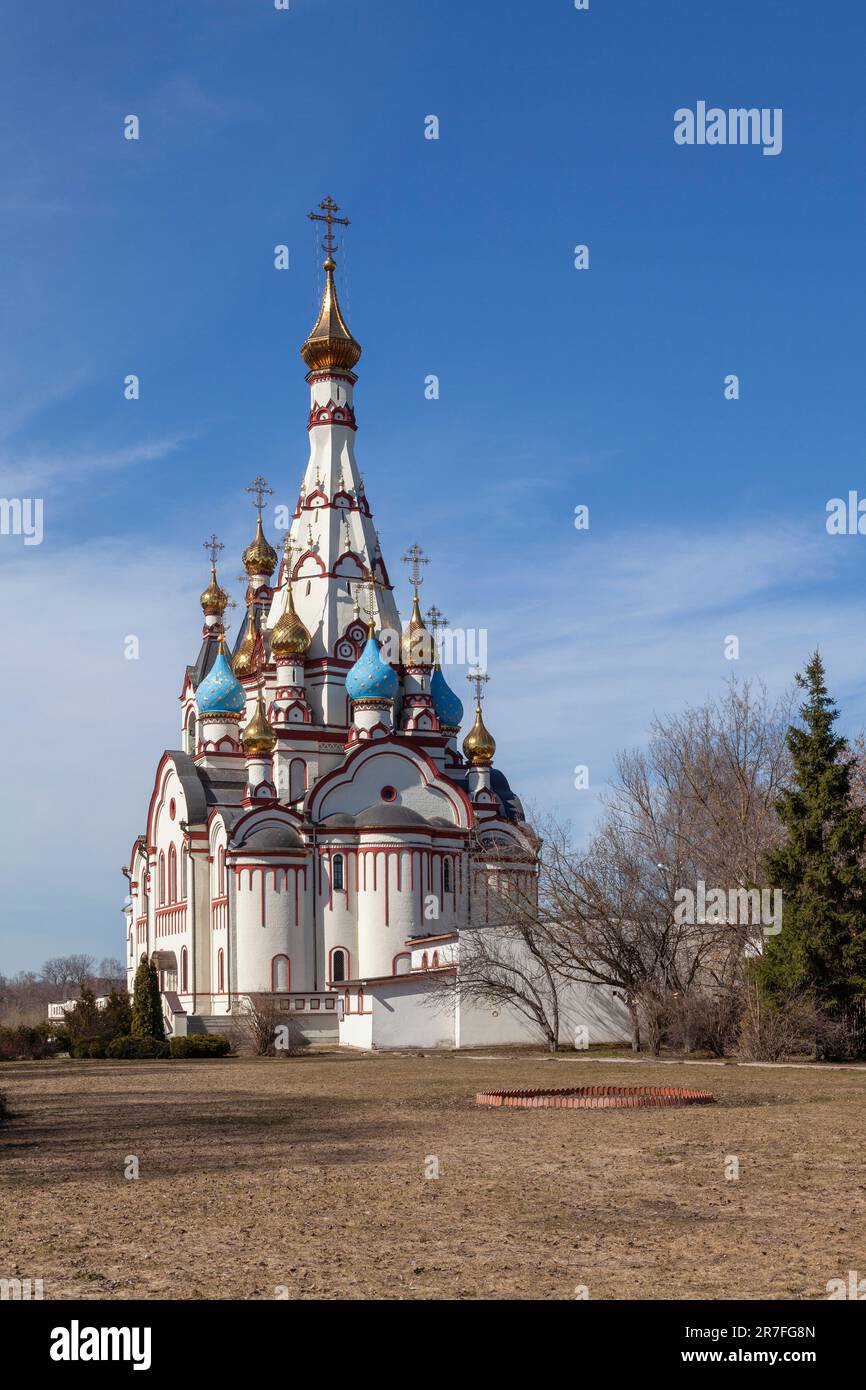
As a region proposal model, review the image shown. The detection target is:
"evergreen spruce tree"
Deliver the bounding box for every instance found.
[756,653,866,1013]
[131,954,166,1040]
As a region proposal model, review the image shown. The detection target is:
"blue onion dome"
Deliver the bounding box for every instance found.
[431,665,464,730]
[345,633,398,702]
[196,636,246,718]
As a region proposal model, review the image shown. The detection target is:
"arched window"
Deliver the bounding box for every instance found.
[432,951,440,968]
[331,948,348,983]
[289,758,306,802]
[271,954,290,991]
[218,846,225,896]
[181,845,188,900]
[443,858,452,893]
[333,854,344,892]
[217,949,225,993]
[343,989,351,1014]
[357,988,364,1013]
[168,846,177,904]
[393,953,411,976]
[186,710,196,755]
[180,947,188,993]
[158,853,166,906]
[421,952,429,970]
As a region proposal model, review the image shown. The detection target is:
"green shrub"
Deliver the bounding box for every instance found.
[64,985,133,1050]
[0,1025,65,1060]
[131,956,165,1042]
[170,1034,231,1058]
[104,1035,169,1059]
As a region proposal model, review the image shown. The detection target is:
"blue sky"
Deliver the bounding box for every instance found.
[2,0,866,972]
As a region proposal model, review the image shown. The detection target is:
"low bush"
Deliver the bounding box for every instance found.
[0,1024,66,1060]
[169,1034,231,1058]
[104,1035,170,1060]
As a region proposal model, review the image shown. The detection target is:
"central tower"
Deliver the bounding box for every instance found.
[266,197,400,727]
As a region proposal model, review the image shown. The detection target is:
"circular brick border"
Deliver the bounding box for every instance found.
[475,1085,716,1110]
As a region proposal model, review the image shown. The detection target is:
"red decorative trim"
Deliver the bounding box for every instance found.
[307,399,357,431]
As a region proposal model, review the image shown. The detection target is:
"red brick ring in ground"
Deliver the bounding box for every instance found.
[475,1085,716,1110]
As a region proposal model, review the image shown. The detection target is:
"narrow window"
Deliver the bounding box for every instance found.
[443,858,452,893]
[333,854,344,892]
[332,948,348,983]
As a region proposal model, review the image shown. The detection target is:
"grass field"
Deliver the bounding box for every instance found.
[1,1050,864,1300]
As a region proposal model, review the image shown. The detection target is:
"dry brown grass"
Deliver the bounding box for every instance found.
[1,1049,864,1300]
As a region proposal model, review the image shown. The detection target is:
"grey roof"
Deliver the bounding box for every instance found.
[186,635,220,690]
[232,821,303,851]
[353,804,431,828]
[164,751,209,823]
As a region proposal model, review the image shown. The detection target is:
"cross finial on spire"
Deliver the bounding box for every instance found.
[203,533,224,567]
[246,476,273,514]
[401,543,430,593]
[361,578,378,636]
[468,666,491,707]
[425,605,447,640]
[308,195,350,260]
[282,533,301,584]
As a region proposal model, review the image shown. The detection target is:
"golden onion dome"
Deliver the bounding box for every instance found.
[242,515,278,578]
[271,581,311,660]
[241,689,277,757]
[233,602,259,678]
[300,258,362,374]
[200,564,228,618]
[462,704,496,766]
[401,591,435,669]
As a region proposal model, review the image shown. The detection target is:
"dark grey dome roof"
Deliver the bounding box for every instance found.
[354,803,430,827]
[234,822,303,851]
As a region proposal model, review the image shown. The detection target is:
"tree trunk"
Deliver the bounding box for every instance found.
[627,1001,641,1053]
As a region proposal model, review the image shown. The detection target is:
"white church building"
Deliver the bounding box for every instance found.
[123,199,628,1051]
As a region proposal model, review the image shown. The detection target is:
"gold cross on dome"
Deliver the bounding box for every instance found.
[282,533,301,582]
[401,543,429,592]
[425,604,447,642]
[246,476,273,514]
[308,196,350,259]
[361,579,378,633]
[203,533,224,566]
[467,666,491,706]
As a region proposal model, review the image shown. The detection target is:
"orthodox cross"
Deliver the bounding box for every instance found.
[308,196,350,259]
[425,604,447,662]
[203,533,224,567]
[401,543,429,594]
[246,476,273,513]
[361,578,379,634]
[425,604,447,638]
[282,534,302,585]
[467,666,491,707]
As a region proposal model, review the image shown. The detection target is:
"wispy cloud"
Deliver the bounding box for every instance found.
[0,433,194,497]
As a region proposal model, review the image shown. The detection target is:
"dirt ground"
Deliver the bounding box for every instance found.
[1,1049,865,1300]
